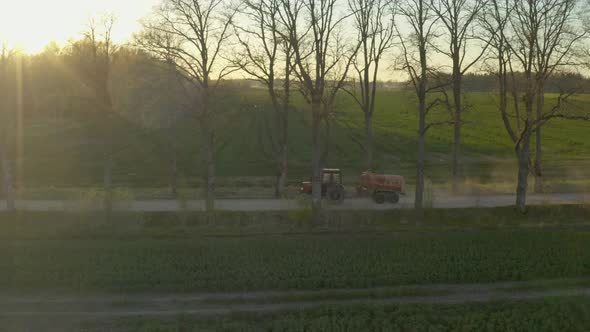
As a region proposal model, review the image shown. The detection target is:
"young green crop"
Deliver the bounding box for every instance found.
[1,230,589,292]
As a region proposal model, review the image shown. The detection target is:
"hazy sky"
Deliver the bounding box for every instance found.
[1,0,585,79]
[0,0,160,53]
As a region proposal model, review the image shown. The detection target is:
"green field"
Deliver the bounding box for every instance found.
[15,90,590,192]
[5,231,589,292]
[3,208,590,331]
[4,230,589,292]
[2,208,590,293]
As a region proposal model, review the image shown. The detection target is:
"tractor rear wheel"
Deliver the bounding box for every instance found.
[373,192,386,204]
[327,185,345,204]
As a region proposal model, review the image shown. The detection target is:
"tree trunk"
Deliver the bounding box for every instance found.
[275,51,291,199]
[103,150,113,213]
[415,41,428,212]
[534,85,544,193]
[102,111,113,216]
[415,99,426,211]
[170,147,178,198]
[451,74,462,194]
[201,119,215,213]
[321,116,331,164]
[517,65,535,213]
[515,138,530,213]
[169,114,178,198]
[199,86,215,214]
[365,112,374,171]
[276,147,288,198]
[311,100,322,224]
[510,70,522,132]
[0,151,15,211]
[275,108,289,198]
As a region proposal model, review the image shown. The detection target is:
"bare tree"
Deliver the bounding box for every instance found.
[0,43,16,211]
[509,0,588,209]
[71,15,119,214]
[395,0,447,210]
[137,0,237,213]
[232,0,294,198]
[528,0,586,193]
[483,0,589,212]
[481,0,530,210]
[346,0,395,170]
[278,0,359,221]
[429,0,489,193]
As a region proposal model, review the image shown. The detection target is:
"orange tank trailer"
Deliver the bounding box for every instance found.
[357,172,405,204]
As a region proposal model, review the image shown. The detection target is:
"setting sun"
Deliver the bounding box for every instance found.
[0,0,159,53]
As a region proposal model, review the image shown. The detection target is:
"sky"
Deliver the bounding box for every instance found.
[0,0,160,53]
[0,0,585,79]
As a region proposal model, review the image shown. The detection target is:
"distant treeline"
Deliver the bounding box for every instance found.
[453,72,590,94]
[257,73,590,93]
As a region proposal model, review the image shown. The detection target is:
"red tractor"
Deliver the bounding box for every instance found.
[299,168,345,203]
[357,171,405,204]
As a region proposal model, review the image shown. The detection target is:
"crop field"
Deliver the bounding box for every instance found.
[2,208,590,331]
[16,90,590,190]
[2,228,590,293]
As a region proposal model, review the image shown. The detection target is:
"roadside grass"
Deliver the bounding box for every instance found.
[1,205,589,240]
[88,297,590,332]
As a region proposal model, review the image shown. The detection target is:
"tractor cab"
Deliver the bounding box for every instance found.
[321,168,343,189]
[299,168,345,203]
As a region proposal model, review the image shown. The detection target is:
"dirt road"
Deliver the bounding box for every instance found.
[1,192,587,211]
[0,279,588,327]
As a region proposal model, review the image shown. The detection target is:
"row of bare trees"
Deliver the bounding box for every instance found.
[132,0,590,217]
[1,0,588,218]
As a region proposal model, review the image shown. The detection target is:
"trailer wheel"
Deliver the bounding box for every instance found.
[373,192,386,204]
[387,192,400,204]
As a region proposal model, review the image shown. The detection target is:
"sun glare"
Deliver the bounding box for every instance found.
[0,0,159,54]
[0,1,74,53]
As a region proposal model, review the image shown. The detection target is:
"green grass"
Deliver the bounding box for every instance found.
[1,217,590,292]
[90,298,590,331]
[15,90,590,189]
[2,205,589,239]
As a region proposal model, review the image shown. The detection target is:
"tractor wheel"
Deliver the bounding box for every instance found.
[373,192,386,204]
[387,192,400,204]
[327,186,345,204]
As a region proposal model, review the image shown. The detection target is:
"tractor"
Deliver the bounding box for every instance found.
[299,168,345,203]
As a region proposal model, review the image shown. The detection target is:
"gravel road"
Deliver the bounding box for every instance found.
[0,192,586,211]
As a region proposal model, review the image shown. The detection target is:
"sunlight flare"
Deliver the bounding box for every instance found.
[0,0,158,54]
